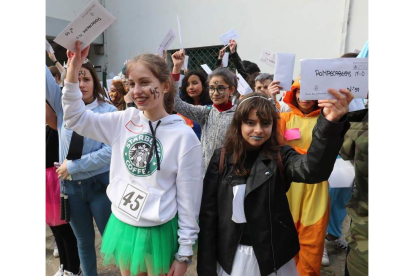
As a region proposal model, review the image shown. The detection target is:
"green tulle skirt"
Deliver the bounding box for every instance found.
[101,213,178,275]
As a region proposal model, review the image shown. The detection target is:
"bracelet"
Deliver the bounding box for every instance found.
[126,102,136,108]
[53,60,59,65]
[174,253,192,265]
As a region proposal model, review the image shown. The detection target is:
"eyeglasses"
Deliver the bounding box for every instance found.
[209,86,230,95]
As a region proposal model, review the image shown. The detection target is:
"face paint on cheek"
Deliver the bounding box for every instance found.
[149,87,160,99]
[78,70,86,77]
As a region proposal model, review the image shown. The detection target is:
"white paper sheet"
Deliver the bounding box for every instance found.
[178,74,185,88]
[348,98,366,112]
[237,73,253,96]
[300,58,368,100]
[157,29,176,56]
[222,52,229,67]
[53,0,116,52]
[177,15,184,50]
[259,49,276,68]
[232,185,247,223]
[328,158,355,188]
[201,64,212,75]
[273,53,295,92]
[181,55,189,70]
[46,39,54,54]
[220,29,239,45]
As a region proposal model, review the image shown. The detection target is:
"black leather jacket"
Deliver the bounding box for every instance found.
[197,113,349,276]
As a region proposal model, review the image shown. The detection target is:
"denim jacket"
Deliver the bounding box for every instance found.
[46,66,117,180]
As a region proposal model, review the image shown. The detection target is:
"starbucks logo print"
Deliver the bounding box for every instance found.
[124,133,163,176]
[130,144,150,168]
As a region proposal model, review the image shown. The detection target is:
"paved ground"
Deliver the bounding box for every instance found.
[46,215,350,276]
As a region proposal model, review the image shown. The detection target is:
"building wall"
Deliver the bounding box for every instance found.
[46,0,368,80]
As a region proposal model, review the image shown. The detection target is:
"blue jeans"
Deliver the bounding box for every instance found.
[63,171,112,276]
[327,187,352,237]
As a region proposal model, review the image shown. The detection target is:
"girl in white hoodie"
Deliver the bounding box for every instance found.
[62,41,203,276]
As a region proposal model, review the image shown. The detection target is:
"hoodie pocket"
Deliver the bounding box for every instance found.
[140,187,164,223]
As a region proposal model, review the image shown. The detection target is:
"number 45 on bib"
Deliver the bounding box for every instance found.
[118,184,149,221]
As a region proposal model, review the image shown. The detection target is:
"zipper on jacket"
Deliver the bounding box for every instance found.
[268,181,278,275]
[212,112,222,151]
[277,219,292,232]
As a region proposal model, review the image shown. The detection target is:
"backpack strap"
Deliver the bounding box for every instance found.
[219,147,226,175]
[276,149,285,185]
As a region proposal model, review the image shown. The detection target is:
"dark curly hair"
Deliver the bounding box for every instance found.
[180,70,212,105]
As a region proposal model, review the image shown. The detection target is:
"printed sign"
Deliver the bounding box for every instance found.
[220,29,239,45]
[259,49,276,68]
[157,29,176,56]
[118,184,149,220]
[300,58,368,100]
[54,0,116,52]
[237,73,253,96]
[273,53,295,92]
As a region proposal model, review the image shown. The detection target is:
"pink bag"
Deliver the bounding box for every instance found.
[46,167,67,226]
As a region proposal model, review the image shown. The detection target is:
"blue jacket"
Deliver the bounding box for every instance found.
[46,66,117,180]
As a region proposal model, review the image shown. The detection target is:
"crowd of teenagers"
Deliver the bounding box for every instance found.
[45,38,368,276]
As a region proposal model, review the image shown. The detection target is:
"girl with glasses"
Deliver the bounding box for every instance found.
[171,50,239,173]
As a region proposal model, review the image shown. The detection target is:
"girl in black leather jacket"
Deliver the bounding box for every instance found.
[198,90,353,276]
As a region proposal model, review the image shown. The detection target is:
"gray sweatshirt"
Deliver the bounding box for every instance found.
[174,93,237,173]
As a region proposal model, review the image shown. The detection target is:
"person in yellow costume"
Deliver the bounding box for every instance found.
[278,76,329,276]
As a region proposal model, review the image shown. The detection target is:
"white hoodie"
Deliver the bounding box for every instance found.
[62,81,203,256]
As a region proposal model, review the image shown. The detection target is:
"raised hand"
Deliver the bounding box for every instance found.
[171,49,185,74]
[65,41,90,83]
[318,88,354,122]
[268,80,283,101]
[229,39,237,54]
[218,47,226,60]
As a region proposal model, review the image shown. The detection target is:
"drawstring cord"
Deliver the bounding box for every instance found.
[146,120,162,173]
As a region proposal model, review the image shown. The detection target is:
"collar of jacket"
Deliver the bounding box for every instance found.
[225,151,275,197]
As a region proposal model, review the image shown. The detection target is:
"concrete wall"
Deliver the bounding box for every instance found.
[346,0,368,53]
[46,0,368,80]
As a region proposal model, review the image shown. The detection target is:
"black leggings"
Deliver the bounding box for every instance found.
[50,223,80,274]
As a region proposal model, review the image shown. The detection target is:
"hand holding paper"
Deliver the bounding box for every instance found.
[268,80,283,102]
[171,50,185,74]
[319,88,354,122]
[53,0,116,52]
[229,39,237,54]
[66,41,91,83]
[300,58,368,100]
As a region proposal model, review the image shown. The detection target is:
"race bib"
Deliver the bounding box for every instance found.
[118,184,149,221]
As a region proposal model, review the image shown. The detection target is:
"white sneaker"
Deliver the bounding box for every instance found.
[322,245,330,266]
[63,269,83,276]
[53,264,64,276]
[53,241,59,258]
